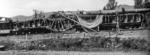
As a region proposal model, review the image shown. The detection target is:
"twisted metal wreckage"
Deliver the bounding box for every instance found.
[0,8,150,35]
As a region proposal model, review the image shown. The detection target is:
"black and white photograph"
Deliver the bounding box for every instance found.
[0,0,150,55]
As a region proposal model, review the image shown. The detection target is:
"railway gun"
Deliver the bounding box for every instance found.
[0,8,150,35]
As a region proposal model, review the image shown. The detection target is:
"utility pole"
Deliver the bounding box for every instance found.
[25,18,28,41]
[116,5,121,37]
[116,13,120,37]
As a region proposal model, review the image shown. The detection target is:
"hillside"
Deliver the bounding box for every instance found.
[11,15,32,22]
[11,12,54,22]
[11,5,134,22]
[115,4,134,10]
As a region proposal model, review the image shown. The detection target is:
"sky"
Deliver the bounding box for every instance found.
[0,0,134,17]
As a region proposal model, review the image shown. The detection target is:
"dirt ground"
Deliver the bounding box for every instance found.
[0,29,149,43]
[0,51,149,55]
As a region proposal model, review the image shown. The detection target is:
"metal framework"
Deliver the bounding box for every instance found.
[0,8,150,35]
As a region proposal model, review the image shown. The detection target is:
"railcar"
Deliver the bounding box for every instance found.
[0,17,13,35]
[1,8,150,35]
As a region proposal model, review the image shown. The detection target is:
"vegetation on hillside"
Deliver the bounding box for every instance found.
[103,0,118,10]
[134,0,150,8]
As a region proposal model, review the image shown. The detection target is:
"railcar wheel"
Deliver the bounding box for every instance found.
[47,18,76,32]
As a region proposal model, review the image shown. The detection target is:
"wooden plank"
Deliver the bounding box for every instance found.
[62,20,67,29]
[50,21,55,28]
[97,26,100,31]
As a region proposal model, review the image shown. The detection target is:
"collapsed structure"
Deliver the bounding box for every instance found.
[0,8,150,35]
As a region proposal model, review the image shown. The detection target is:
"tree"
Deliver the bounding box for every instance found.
[144,2,150,8]
[103,0,118,10]
[134,0,150,8]
[103,6,107,10]
[134,0,144,8]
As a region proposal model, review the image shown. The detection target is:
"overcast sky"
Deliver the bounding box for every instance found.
[0,0,134,17]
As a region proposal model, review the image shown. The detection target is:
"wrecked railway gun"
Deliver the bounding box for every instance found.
[0,8,150,35]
